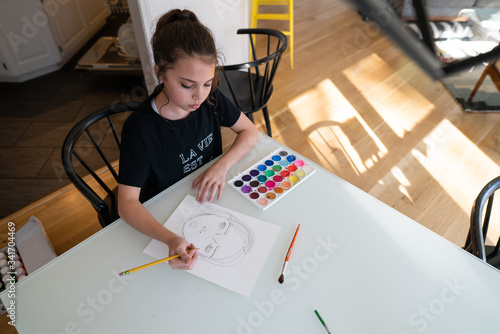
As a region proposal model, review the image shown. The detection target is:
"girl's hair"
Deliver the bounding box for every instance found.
[151,9,220,94]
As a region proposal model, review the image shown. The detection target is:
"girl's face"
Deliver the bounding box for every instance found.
[183,214,245,261]
[158,56,215,117]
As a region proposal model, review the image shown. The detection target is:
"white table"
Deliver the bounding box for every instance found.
[2,133,500,333]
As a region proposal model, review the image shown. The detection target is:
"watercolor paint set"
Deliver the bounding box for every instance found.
[228,148,316,210]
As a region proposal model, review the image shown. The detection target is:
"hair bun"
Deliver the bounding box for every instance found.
[155,10,197,31]
[165,11,197,25]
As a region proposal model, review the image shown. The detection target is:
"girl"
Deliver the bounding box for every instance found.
[117,9,259,270]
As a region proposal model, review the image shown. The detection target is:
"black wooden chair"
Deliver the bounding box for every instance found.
[464,176,500,268]
[218,28,287,137]
[61,102,139,228]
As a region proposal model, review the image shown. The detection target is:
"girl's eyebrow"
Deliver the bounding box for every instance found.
[179,77,214,84]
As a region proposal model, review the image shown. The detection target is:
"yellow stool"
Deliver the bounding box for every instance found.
[251,0,294,69]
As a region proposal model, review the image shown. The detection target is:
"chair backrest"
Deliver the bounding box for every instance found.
[61,102,139,228]
[218,28,287,114]
[465,175,500,264]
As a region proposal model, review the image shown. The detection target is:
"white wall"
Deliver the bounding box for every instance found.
[129,0,249,93]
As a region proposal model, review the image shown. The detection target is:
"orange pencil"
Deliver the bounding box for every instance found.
[278,224,300,284]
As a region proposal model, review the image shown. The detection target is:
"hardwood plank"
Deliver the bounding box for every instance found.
[0,173,105,254]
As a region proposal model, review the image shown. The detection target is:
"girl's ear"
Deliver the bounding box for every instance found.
[154,65,161,82]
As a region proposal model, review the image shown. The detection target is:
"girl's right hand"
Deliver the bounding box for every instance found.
[167,236,198,270]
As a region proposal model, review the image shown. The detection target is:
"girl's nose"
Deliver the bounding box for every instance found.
[193,87,204,100]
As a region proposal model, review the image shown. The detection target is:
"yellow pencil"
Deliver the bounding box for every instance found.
[119,248,198,276]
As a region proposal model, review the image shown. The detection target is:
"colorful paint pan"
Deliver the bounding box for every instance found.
[266,192,276,199]
[265,180,276,188]
[257,175,267,183]
[265,170,275,177]
[249,180,260,187]
[257,198,268,206]
[241,185,252,193]
[294,160,305,167]
[303,165,313,174]
[296,170,306,178]
[228,147,317,210]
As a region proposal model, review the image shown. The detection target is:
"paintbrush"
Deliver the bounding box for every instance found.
[278,224,300,284]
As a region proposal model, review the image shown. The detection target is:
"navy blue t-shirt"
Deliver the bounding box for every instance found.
[118,89,241,202]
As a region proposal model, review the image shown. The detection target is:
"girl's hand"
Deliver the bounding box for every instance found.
[192,163,228,203]
[191,111,258,204]
[167,235,198,270]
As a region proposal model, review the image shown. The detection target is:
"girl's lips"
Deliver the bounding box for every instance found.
[189,104,200,109]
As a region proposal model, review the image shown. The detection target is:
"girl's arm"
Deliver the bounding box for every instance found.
[192,111,259,203]
[117,184,198,270]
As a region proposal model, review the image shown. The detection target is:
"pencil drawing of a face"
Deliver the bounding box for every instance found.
[182,213,254,266]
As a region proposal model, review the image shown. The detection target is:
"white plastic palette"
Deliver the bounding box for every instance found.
[228,148,316,210]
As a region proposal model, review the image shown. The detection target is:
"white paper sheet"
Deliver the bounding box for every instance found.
[143,195,281,297]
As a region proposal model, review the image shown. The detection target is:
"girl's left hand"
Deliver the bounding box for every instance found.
[192,164,228,203]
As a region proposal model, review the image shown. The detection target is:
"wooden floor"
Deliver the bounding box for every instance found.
[2,0,500,331]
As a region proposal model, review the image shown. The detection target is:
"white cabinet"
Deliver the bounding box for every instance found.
[0,0,110,82]
[0,51,12,78]
[45,0,110,63]
[0,0,62,82]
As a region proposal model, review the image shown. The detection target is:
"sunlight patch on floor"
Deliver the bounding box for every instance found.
[287,78,387,175]
[368,118,500,245]
[413,119,500,213]
[342,53,434,138]
[389,166,415,204]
